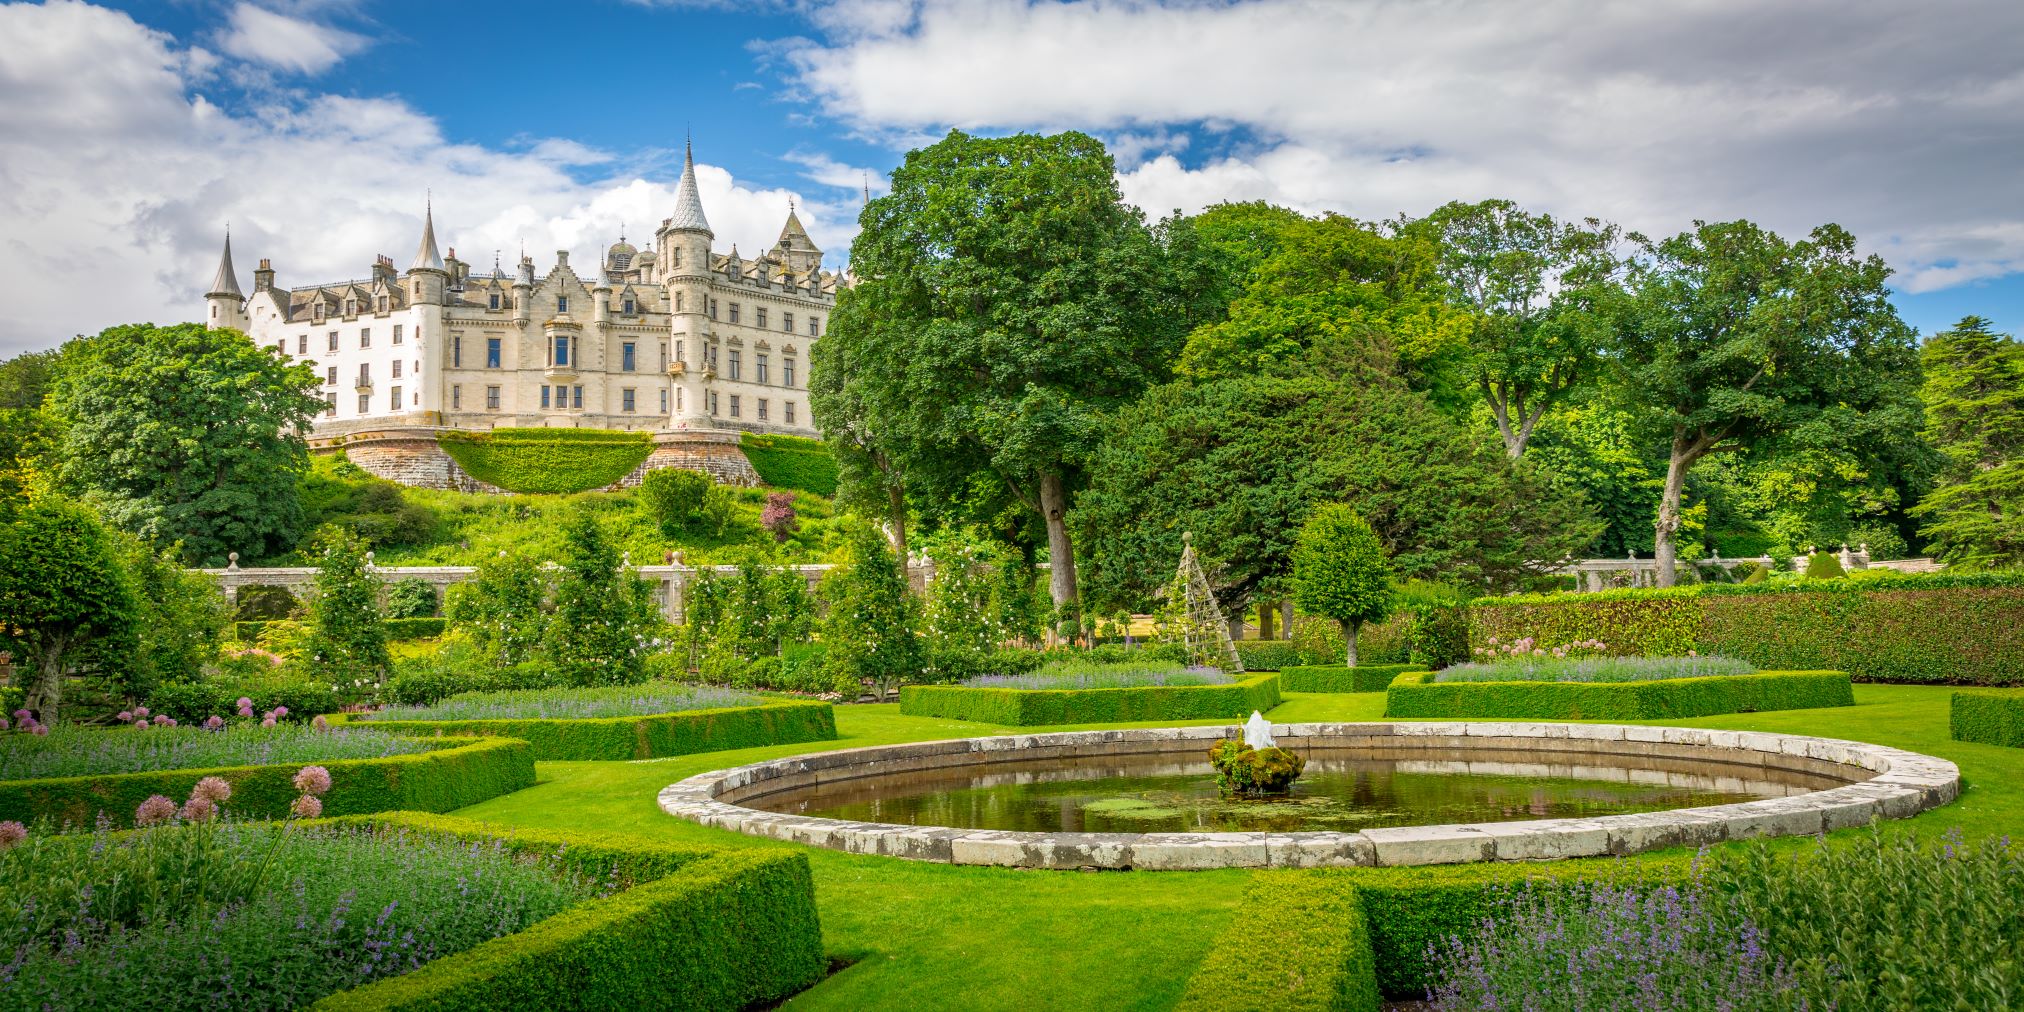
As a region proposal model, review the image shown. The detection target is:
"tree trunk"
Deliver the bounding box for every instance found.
[1038,471,1078,610]
[1653,437,1695,588]
[1259,602,1276,640]
[887,476,908,561]
[27,633,68,725]
[1343,619,1361,668]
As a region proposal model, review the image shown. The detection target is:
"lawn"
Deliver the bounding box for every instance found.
[451,685,2024,1009]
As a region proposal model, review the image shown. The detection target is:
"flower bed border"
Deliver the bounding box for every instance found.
[1383,669,1855,720]
[658,722,1957,871]
[332,699,837,762]
[896,672,1282,725]
[0,735,533,829]
[1281,664,1428,693]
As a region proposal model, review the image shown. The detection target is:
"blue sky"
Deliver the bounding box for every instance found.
[1,0,2020,353]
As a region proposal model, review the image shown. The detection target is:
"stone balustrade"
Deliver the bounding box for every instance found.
[1552,545,1941,592]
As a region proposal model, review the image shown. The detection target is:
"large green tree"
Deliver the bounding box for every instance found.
[0,349,58,504]
[1290,505,1394,667]
[1411,200,1626,457]
[1912,316,2024,565]
[1072,366,1601,617]
[48,323,324,564]
[0,494,139,723]
[811,130,1214,612]
[1613,221,1919,585]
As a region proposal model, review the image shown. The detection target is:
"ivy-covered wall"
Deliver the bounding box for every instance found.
[437,429,653,494]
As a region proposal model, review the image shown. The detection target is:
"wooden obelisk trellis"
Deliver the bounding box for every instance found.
[1175,532,1245,673]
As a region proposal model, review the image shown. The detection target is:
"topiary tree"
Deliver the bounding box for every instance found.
[446,552,551,665]
[547,511,660,686]
[821,521,922,700]
[1291,505,1395,667]
[0,494,138,723]
[1804,551,1846,579]
[639,468,735,537]
[301,529,392,701]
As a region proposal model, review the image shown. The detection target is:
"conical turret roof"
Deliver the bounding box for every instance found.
[411,200,445,273]
[668,140,711,233]
[207,230,243,299]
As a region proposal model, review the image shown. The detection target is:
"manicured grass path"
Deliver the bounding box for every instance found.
[452,685,2023,1009]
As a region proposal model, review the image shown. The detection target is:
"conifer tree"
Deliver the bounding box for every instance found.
[1913,316,2024,565]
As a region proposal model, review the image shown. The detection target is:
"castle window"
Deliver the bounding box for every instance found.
[757,355,769,385]
[622,388,636,413]
[487,338,501,369]
[556,296,569,313]
[728,350,741,381]
[357,393,369,414]
[489,292,500,310]
[785,401,796,425]
[327,331,339,352]
[783,358,796,388]
[552,335,570,367]
[298,335,307,354]
[276,340,285,354]
[541,386,551,409]
[729,303,740,324]
[660,342,668,370]
[573,385,583,409]
[346,299,358,316]
[708,298,717,320]
[313,303,325,322]
[708,391,718,415]
[360,328,371,349]
[809,316,821,337]
[676,388,683,412]
[392,360,403,379]
[211,305,218,319]
[487,385,500,410]
[783,312,793,333]
[377,296,388,312]
[358,363,371,384]
[756,308,767,329]
[660,389,668,413]
[452,385,461,410]
[325,392,336,416]
[622,342,636,372]
[389,385,401,412]
[675,292,683,311]
[757,398,768,421]
[622,298,636,315]
[453,336,462,368]
[729,395,740,418]
[392,324,403,345]
[326,366,337,386]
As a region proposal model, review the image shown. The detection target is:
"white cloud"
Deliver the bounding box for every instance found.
[215,2,367,75]
[0,1,835,356]
[783,0,2024,297]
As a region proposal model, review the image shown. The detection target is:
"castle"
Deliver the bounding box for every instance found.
[204,143,835,460]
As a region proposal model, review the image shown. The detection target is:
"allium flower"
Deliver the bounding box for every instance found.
[274,706,289,717]
[134,794,178,827]
[152,714,170,725]
[134,719,149,729]
[0,717,9,731]
[133,707,149,719]
[204,715,225,730]
[191,776,232,804]
[166,719,177,727]
[235,697,252,710]
[290,794,323,819]
[0,821,25,850]
[117,711,133,722]
[293,766,333,795]
[311,715,331,731]
[238,707,255,718]
[261,717,277,727]
[10,709,27,721]
[179,796,217,823]
[30,725,47,737]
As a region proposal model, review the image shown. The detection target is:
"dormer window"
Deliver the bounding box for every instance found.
[489,292,500,310]
[346,299,358,316]
[622,298,636,315]
[377,296,388,312]
[313,303,325,322]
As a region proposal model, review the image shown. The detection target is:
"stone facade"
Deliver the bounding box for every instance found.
[204,142,830,458]
[656,721,1961,870]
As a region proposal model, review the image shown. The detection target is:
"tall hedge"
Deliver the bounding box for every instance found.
[1470,574,2024,685]
[312,813,824,1011]
[1175,871,1379,1012]
[740,433,838,496]
[0,736,534,829]
[438,429,652,493]
[1950,691,2024,748]
[1383,670,1855,720]
[898,672,1281,725]
[334,700,837,762]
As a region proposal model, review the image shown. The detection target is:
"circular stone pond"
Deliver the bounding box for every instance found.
[657,723,1960,870]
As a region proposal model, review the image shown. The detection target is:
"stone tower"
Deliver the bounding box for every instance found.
[204,230,248,332]
[659,140,714,429]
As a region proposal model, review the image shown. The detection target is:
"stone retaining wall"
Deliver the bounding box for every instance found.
[657,722,1960,871]
[315,425,759,492]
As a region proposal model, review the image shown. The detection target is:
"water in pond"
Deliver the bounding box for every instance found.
[751,748,1850,833]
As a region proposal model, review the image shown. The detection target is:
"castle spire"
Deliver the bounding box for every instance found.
[207,228,243,299]
[410,197,445,273]
[668,138,711,233]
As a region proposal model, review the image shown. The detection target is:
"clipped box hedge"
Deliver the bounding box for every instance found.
[1471,572,2024,686]
[1950,691,2024,748]
[438,428,653,494]
[333,699,837,762]
[898,672,1282,725]
[0,735,534,830]
[1232,640,1314,671]
[1280,663,1429,693]
[309,813,825,1011]
[1384,669,1854,721]
[739,432,839,496]
[1176,870,1380,1012]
